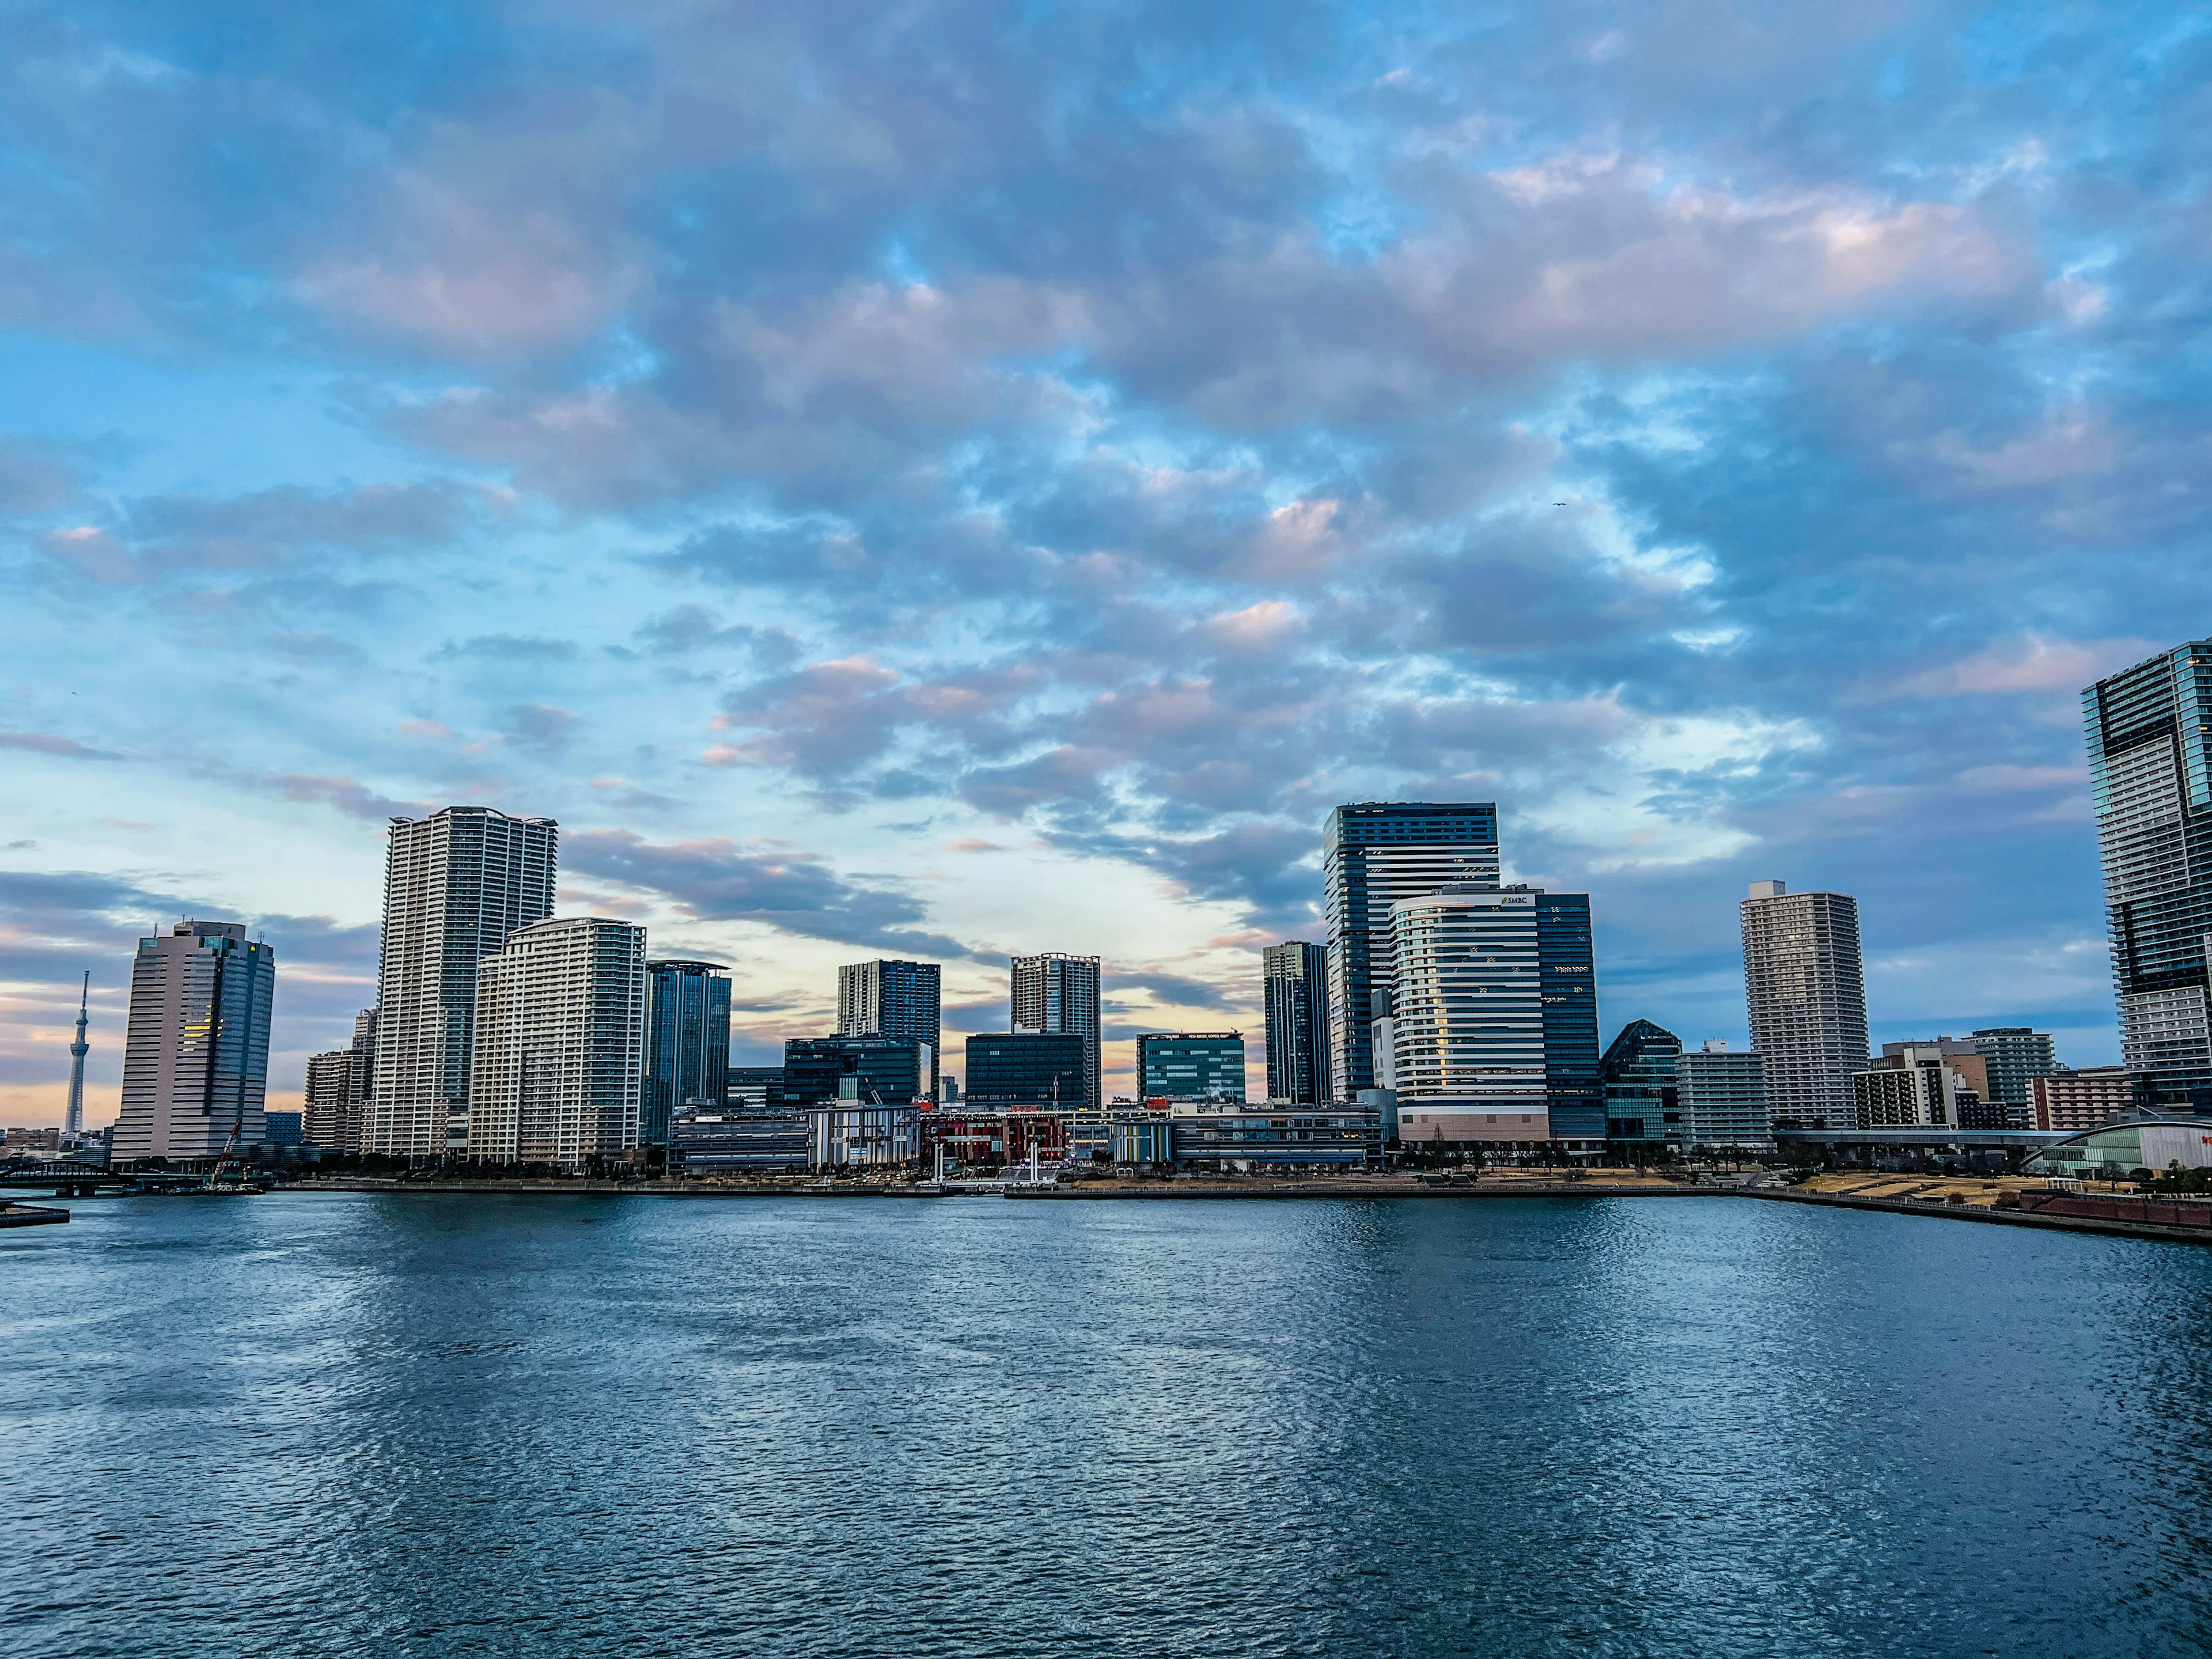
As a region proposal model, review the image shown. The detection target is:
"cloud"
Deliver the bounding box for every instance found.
[436,634,580,662]
[0,732,119,760]
[502,703,581,751]
[563,829,979,960]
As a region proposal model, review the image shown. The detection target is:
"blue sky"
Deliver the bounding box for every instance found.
[3,0,2203,1121]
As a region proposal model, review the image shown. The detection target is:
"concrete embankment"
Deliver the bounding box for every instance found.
[1004,1180,1715,1200]
[1743,1187,2212,1246]
[1,1202,69,1227]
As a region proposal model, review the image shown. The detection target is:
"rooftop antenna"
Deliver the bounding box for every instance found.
[65,972,89,1138]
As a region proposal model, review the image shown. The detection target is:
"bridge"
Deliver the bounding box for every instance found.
[0,1159,207,1196]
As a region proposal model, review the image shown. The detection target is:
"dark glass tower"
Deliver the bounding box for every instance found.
[783,1035,929,1107]
[965,1032,1087,1108]
[1262,941,1330,1103]
[1602,1019,1681,1144]
[838,959,942,1099]
[2084,641,2212,1107]
[1535,892,1603,1141]
[643,960,732,1147]
[1324,803,1501,1096]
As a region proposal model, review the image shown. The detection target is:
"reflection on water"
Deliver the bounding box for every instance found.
[6,1193,2211,1656]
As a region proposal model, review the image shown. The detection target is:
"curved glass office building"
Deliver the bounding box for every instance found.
[2024,1117,2212,1177]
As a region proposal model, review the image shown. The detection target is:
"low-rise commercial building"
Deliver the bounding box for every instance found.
[2031,1067,2143,1134]
[1165,1103,1381,1168]
[670,1107,809,1173]
[2025,1116,2212,1179]
[808,1102,921,1169]
[1135,1032,1246,1102]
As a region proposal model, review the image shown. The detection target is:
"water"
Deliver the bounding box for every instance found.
[7,1192,2212,1657]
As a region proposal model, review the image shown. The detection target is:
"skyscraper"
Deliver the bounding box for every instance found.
[838,959,942,1098]
[643,960,732,1146]
[366,806,557,1158]
[2083,641,2212,1107]
[112,920,275,1164]
[1388,887,1547,1139]
[468,917,647,1165]
[305,1010,376,1152]
[1323,802,1501,1096]
[303,1048,354,1149]
[1262,941,1330,1103]
[1740,880,1869,1132]
[1535,890,1603,1143]
[1010,953,1101,1108]
[1135,1032,1247,1101]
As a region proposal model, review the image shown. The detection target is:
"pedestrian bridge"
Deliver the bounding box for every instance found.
[0,1159,203,1196]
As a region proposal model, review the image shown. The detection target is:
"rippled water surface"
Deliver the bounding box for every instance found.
[8,1192,2212,1657]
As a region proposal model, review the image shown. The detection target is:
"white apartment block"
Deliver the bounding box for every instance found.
[469,918,647,1166]
[366,806,556,1158]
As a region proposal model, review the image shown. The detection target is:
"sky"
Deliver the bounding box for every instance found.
[3,0,2205,1124]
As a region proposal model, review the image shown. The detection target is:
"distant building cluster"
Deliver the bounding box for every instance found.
[41,636,2212,1175]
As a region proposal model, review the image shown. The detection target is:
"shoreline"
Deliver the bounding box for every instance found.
[32,1177,2212,1246]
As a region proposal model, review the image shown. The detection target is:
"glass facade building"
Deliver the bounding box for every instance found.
[1262,941,1330,1103]
[1602,1020,1681,1145]
[643,960,731,1147]
[1135,1032,1247,1101]
[1387,887,1547,1138]
[1324,802,1501,1096]
[113,920,276,1164]
[728,1066,786,1112]
[965,1032,1087,1108]
[2084,641,2212,1108]
[838,960,942,1099]
[783,1036,931,1107]
[1535,891,1603,1142]
[1010,954,1101,1109]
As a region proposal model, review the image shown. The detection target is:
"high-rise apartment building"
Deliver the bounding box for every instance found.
[838,960,942,1098]
[112,921,275,1164]
[1740,880,1869,1132]
[1010,953,1101,1109]
[1674,1042,1770,1150]
[367,806,557,1158]
[1262,941,1330,1103]
[2083,642,2212,1107]
[1135,1032,1247,1101]
[1535,891,1603,1143]
[304,1009,376,1152]
[468,918,647,1166]
[1323,802,1501,1096]
[303,1048,354,1149]
[1969,1028,2059,1130]
[1388,887,1546,1141]
[643,960,732,1147]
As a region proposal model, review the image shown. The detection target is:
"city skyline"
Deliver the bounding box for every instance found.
[0,0,2177,1124]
